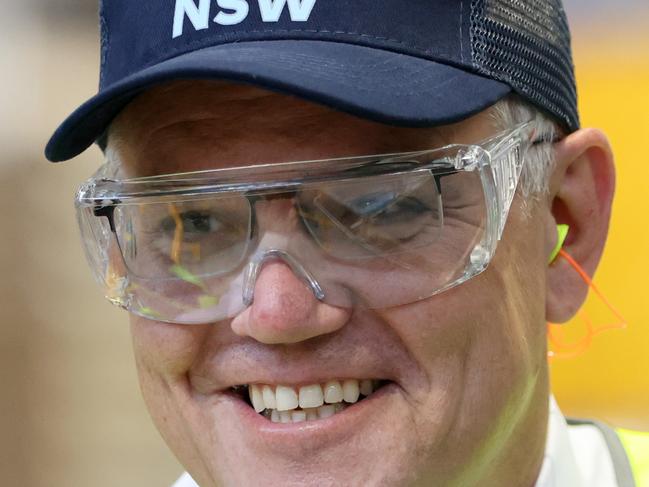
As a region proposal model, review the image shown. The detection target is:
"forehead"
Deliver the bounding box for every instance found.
[110,80,496,177]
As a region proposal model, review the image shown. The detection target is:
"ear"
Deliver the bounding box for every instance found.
[546,128,616,323]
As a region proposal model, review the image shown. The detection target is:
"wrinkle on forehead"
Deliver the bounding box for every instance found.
[109,80,494,177]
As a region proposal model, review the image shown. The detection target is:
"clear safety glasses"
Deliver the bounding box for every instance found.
[76,122,537,324]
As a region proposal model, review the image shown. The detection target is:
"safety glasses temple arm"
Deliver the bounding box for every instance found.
[93,204,118,233]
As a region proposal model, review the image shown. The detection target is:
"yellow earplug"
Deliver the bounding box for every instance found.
[549,224,570,264]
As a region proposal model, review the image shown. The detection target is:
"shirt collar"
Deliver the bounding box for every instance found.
[535,396,587,487]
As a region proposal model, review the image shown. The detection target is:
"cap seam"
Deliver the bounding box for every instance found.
[460,0,465,63]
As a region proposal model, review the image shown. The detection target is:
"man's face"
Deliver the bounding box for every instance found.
[114,81,551,487]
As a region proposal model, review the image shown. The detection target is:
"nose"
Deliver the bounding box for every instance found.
[230,259,351,344]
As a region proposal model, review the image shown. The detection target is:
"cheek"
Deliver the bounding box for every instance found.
[378,260,543,378]
[495,224,549,362]
[464,238,548,377]
[377,233,548,417]
[129,316,217,480]
[371,261,548,478]
[130,315,211,385]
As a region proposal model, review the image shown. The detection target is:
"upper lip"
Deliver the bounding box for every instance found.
[191,368,394,394]
[188,347,399,394]
[187,322,413,396]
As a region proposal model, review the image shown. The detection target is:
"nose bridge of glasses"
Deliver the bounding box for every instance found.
[249,190,345,266]
[242,249,326,307]
[250,192,305,234]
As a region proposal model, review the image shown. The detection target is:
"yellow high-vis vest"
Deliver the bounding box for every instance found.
[567,419,649,486]
[618,429,649,487]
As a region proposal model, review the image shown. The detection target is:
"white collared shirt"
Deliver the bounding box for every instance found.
[172,396,620,487]
[536,396,619,487]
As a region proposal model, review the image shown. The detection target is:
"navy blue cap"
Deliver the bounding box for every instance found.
[45,0,578,162]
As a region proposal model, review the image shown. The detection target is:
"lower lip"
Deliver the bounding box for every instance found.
[225,382,398,447]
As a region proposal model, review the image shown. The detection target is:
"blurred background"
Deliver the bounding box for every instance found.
[1,1,647,486]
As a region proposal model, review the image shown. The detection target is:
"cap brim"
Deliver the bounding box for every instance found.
[45,40,511,162]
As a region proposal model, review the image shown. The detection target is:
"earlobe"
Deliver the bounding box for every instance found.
[545,128,616,324]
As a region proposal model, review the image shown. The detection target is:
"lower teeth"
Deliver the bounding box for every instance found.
[264,403,348,423]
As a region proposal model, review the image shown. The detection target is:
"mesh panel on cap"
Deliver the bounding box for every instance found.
[470,0,579,131]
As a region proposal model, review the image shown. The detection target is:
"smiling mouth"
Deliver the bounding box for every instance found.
[231,379,389,423]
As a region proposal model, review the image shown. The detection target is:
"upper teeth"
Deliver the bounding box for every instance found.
[247,379,376,414]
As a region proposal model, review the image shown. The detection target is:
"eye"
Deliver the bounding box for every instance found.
[347,193,430,224]
[161,210,222,238]
[348,192,397,215]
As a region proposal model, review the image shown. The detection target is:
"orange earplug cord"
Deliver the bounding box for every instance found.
[547,248,627,360]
